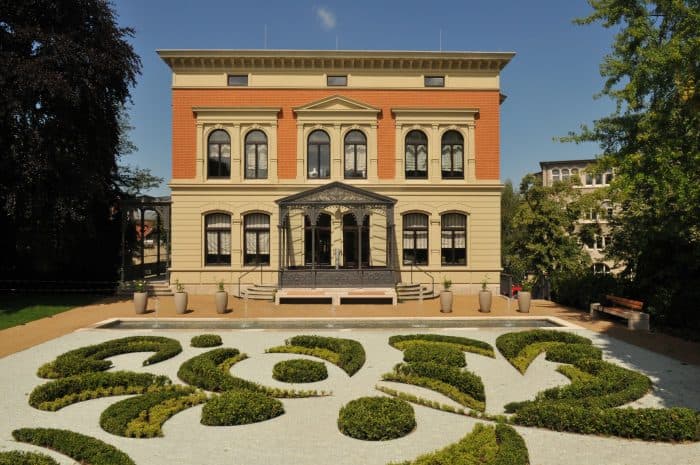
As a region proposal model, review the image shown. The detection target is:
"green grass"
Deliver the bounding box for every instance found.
[0,294,100,330]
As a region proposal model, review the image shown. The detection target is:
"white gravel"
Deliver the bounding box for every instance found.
[0,326,698,465]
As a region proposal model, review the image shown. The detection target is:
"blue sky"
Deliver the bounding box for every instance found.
[113,0,616,195]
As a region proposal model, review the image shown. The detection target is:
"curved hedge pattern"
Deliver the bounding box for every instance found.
[272,359,328,383]
[201,390,284,426]
[100,386,207,437]
[495,330,593,374]
[12,428,135,465]
[29,371,170,411]
[0,451,60,465]
[37,336,182,379]
[389,334,495,358]
[402,342,467,367]
[177,348,325,397]
[266,335,366,376]
[338,397,416,441]
[190,334,223,348]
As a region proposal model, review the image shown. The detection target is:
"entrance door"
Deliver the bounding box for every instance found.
[304,213,331,267]
[342,214,369,268]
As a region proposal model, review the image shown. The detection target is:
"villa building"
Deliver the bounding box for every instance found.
[538,159,616,274]
[158,49,514,298]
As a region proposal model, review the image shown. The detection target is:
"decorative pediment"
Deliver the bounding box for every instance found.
[294,96,380,117]
[276,182,396,207]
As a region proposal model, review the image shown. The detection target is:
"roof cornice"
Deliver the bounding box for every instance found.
[157,49,515,73]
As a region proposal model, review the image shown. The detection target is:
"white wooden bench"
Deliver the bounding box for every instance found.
[590,294,649,330]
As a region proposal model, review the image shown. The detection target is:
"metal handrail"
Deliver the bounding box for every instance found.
[237,263,263,298]
[409,262,435,297]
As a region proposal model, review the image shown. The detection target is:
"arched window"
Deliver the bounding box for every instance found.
[205,213,231,265]
[571,168,579,176]
[441,213,467,266]
[403,213,428,265]
[344,130,367,179]
[552,169,560,182]
[441,131,464,179]
[307,130,330,179]
[562,168,570,180]
[245,130,268,179]
[207,130,231,179]
[405,130,428,179]
[244,213,270,265]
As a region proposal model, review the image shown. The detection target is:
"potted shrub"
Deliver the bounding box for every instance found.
[518,280,533,313]
[479,275,492,313]
[133,280,148,314]
[215,280,228,314]
[440,277,453,313]
[174,279,188,314]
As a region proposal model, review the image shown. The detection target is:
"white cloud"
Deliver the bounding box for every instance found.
[315,6,336,30]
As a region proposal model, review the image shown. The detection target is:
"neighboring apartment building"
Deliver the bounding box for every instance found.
[539,159,616,274]
[158,49,514,295]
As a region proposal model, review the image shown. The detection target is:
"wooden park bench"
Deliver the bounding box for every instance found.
[590,295,649,331]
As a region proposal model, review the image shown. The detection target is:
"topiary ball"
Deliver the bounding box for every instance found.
[190,334,223,348]
[338,396,416,440]
[201,390,284,426]
[272,359,328,383]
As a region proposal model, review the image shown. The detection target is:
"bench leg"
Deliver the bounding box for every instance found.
[628,315,650,331]
[589,303,601,320]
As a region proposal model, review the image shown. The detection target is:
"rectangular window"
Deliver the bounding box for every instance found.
[227,74,248,86]
[327,75,347,86]
[424,76,445,87]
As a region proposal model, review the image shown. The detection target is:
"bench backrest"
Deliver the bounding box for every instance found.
[605,294,644,310]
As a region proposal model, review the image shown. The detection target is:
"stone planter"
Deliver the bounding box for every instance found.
[518,291,531,313]
[440,291,453,313]
[174,292,188,314]
[215,291,228,314]
[479,290,492,313]
[133,292,148,314]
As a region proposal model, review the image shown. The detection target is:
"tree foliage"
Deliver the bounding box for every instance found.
[566,0,700,327]
[504,174,590,285]
[0,0,141,281]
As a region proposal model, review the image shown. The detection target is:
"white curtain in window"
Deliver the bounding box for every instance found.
[220,231,231,254]
[220,143,230,160]
[442,214,466,228]
[405,145,416,171]
[441,146,451,170]
[441,231,451,248]
[345,145,355,170]
[259,231,270,254]
[246,145,257,175]
[416,230,428,249]
[246,214,269,228]
[207,214,230,228]
[207,232,218,254]
[404,214,428,228]
[402,231,413,249]
[417,145,427,171]
[454,230,466,248]
[208,144,219,160]
[245,232,256,254]
[453,145,464,171]
[356,145,366,173]
[258,144,268,171]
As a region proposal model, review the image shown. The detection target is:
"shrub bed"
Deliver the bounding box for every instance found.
[267,335,365,376]
[12,428,136,465]
[100,386,207,437]
[177,348,324,397]
[395,362,485,402]
[389,334,494,358]
[190,334,223,348]
[495,330,593,373]
[29,371,170,411]
[272,359,328,383]
[402,341,467,367]
[38,336,182,379]
[0,451,59,465]
[389,423,529,465]
[201,390,284,426]
[382,371,484,411]
[338,396,415,441]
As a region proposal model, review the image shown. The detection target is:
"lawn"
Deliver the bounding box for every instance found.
[0,294,100,330]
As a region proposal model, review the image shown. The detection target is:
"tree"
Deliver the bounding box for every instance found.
[507,174,590,290]
[565,1,700,327]
[501,180,526,281]
[0,0,141,281]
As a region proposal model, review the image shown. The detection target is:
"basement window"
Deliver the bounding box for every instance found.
[327,75,348,86]
[227,74,249,86]
[424,76,445,87]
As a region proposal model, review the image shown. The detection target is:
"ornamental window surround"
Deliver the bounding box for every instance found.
[244,213,270,266]
[307,130,331,179]
[244,130,268,179]
[344,130,367,179]
[204,213,231,266]
[207,130,231,179]
[441,213,467,266]
[405,130,428,179]
[402,213,429,265]
[441,130,464,179]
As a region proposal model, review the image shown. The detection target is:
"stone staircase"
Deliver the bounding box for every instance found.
[117,279,173,297]
[241,284,278,301]
[395,282,436,302]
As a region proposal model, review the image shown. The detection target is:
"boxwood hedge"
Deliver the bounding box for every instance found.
[389,334,495,358]
[190,334,223,348]
[338,396,416,441]
[201,390,284,426]
[267,335,365,376]
[100,386,207,437]
[402,341,467,367]
[396,362,485,402]
[12,428,136,465]
[272,359,328,383]
[0,451,59,465]
[29,371,170,411]
[495,330,593,373]
[37,336,182,379]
